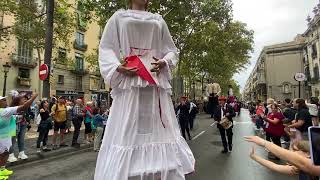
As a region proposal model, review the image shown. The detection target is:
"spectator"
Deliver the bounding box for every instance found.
[0,93,37,178]
[65,101,73,134]
[36,100,52,153]
[245,136,320,177]
[51,96,68,150]
[288,99,313,141]
[71,99,84,148]
[84,102,93,143]
[176,97,192,140]
[92,108,105,152]
[8,93,30,162]
[308,97,319,126]
[262,103,285,160]
[283,98,297,124]
[189,100,198,131]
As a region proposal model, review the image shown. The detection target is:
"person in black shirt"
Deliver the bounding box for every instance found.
[288,99,312,140]
[176,96,192,140]
[36,100,52,153]
[214,96,236,153]
[283,98,297,124]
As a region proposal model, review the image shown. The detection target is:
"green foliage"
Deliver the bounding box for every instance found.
[78,0,254,89]
[0,0,75,60]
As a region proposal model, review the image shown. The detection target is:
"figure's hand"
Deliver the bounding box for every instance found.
[117,62,138,77]
[151,57,167,75]
[244,136,266,147]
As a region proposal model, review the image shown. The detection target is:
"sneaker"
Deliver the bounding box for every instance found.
[221,149,228,154]
[59,143,68,148]
[52,145,59,150]
[0,168,13,176]
[18,151,28,160]
[71,143,80,148]
[0,176,9,180]
[42,146,52,152]
[36,148,41,153]
[7,154,18,163]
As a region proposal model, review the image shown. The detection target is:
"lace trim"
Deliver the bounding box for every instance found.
[117,9,162,21]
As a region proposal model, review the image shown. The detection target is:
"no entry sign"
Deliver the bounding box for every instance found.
[39,64,49,81]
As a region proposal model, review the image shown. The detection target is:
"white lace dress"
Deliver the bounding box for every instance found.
[95,9,195,180]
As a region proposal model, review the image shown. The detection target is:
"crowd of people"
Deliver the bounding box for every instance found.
[0,91,109,179]
[246,97,320,180]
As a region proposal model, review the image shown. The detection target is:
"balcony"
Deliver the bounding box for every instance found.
[71,66,88,75]
[17,77,31,87]
[11,54,37,68]
[73,41,88,51]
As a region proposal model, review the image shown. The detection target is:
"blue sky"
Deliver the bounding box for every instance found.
[232,0,317,91]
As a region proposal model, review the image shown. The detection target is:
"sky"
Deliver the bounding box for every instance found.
[232,0,318,91]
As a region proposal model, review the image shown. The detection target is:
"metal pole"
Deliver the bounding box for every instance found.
[42,0,54,98]
[3,72,7,97]
[299,81,301,98]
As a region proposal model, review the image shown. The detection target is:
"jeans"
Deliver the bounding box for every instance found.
[10,123,27,153]
[179,116,191,140]
[37,129,49,148]
[94,127,104,151]
[72,116,83,144]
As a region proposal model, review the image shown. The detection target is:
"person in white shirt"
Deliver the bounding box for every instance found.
[95,0,195,179]
[0,93,37,179]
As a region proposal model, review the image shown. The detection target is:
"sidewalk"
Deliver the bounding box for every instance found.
[8,122,92,167]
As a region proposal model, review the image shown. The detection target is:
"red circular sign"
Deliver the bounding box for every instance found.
[39,64,49,81]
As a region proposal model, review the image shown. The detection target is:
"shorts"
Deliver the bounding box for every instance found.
[0,138,12,154]
[54,121,67,132]
[85,122,92,134]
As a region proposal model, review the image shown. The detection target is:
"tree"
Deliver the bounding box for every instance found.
[79,0,254,98]
[0,0,75,64]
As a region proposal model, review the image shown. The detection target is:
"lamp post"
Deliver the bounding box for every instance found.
[2,62,11,96]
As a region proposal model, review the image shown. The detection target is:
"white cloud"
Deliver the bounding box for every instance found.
[232,0,317,91]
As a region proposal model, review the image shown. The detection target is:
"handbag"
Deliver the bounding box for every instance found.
[219,116,233,129]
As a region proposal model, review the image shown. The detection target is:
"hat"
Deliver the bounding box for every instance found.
[180,96,188,99]
[218,96,227,101]
[0,96,6,101]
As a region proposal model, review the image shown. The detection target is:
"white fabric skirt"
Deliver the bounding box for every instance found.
[94,86,195,180]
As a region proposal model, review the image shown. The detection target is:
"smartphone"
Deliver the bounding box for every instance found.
[308,126,320,165]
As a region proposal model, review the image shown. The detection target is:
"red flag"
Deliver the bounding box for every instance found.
[125,55,156,85]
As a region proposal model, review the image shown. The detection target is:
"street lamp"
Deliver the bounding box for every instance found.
[2,62,11,96]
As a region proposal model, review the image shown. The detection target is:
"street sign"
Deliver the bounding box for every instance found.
[39,64,49,81]
[294,73,306,82]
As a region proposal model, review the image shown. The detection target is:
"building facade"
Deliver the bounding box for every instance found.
[0,0,109,103]
[244,37,306,102]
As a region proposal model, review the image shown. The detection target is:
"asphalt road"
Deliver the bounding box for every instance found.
[11,110,295,180]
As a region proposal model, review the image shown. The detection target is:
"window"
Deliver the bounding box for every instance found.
[76,32,85,46]
[18,68,30,78]
[58,75,64,84]
[312,44,318,59]
[314,64,319,80]
[101,82,105,90]
[58,48,67,59]
[17,39,33,63]
[75,53,84,71]
[76,76,82,90]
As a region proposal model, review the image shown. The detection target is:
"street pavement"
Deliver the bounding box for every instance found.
[10,110,296,180]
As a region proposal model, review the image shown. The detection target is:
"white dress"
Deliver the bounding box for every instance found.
[95,9,195,180]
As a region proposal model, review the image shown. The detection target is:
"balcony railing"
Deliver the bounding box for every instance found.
[71,66,88,75]
[17,77,31,87]
[73,41,88,51]
[11,54,37,68]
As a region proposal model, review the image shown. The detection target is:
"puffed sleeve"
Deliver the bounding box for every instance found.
[160,18,179,80]
[99,12,123,88]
